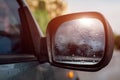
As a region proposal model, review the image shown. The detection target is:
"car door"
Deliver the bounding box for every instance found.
[0,0,71,80]
[0,0,51,80]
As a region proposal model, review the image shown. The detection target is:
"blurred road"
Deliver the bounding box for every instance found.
[76,50,120,80]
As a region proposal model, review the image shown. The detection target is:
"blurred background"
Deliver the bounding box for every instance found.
[26,0,67,34]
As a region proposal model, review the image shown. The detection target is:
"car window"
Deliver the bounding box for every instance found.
[0,0,38,54]
[0,0,21,54]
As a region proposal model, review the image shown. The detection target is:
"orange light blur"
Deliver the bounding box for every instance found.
[66,71,74,79]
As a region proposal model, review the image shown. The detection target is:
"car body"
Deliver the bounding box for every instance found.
[0,0,78,80]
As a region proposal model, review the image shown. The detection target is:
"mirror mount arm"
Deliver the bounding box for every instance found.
[37,37,49,64]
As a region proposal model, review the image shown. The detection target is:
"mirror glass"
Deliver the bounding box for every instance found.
[53,18,105,65]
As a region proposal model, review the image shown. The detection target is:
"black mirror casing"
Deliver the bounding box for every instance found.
[46,12,114,71]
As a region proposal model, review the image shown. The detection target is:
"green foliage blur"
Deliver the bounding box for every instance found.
[31,1,50,35]
[26,0,67,35]
[33,9,50,35]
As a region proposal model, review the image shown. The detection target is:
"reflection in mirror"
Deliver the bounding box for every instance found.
[53,18,105,65]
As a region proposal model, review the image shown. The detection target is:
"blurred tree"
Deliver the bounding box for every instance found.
[26,0,67,34]
[45,0,67,19]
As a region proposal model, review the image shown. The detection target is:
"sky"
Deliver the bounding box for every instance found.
[65,0,120,35]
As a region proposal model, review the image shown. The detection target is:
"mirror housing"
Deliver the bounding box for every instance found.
[46,12,114,71]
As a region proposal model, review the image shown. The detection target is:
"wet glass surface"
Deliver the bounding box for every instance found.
[54,18,105,65]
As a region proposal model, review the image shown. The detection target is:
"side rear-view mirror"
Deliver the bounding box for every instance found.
[46,12,114,71]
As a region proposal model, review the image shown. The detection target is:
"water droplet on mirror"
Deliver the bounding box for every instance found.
[89,35,92,37]
[72,54,74,56]
[81,60,85,63]
[93,60,95,63]
[93,54,96,58]
[96,34,98,36]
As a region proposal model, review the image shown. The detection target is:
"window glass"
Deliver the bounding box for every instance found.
[0,0,21,54]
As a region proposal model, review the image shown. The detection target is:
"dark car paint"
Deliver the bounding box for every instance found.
[0,62,74,80]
